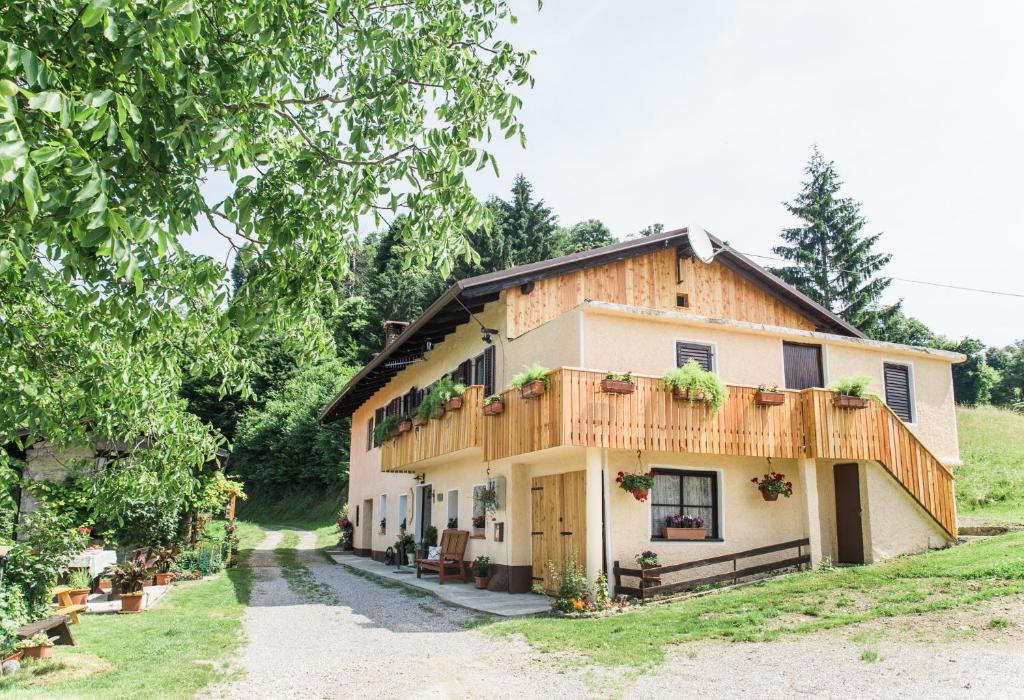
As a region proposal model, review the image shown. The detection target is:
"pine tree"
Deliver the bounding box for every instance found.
[771,148,897,335]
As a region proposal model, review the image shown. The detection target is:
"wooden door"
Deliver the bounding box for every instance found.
[419,485,433,538]
[833,463,864,564]
[362,499,373,551]
[783,342,824,390]
[531,471,587,594]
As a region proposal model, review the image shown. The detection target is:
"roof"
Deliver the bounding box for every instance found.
[319,227,866,422]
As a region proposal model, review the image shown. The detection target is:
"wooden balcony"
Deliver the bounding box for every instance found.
[380,385,483,472]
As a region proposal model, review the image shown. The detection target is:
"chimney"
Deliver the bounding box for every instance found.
[383,320,409,348]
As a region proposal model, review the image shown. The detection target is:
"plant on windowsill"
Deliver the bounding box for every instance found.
[831,374,881,409]
[373,415,402,445]
[482,394,504,415]
[754,383,785,406]
[511,363,550,399]
[752,472,794,501]
[616,471,655,502]
[661,360,728,415]
[379,517,387,534]
[662,514,706,540]
[601,371,635,395]
[472,555,491,589]
[634,550,662,587]
[472,514,486,537]
[398,414,413,433]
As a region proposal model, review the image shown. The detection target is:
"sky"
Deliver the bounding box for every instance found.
[183,1,1024,346]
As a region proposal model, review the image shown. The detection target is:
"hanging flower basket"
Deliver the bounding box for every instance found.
[412,415,428,427]
[398,419,412,433]
[601,372,635,395]
[754,389,785,406]
[430,405,445,420]
[482,396,504,415]
[445,396,464,411]
[752,472,793,500]
[616,471,655,502]
[520,379,547,399]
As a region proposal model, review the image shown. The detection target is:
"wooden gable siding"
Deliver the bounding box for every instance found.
[504,248,817,338]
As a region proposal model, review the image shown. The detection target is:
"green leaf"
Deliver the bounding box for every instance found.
[0,79,17,97]
[81,1,108,28]
[28,91,62,113]
[22,164,40,220]
[30,145,65,165]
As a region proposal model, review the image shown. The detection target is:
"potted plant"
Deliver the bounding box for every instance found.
[661,360,728,415]
[511,363,550,399]
[752,472,794,501]
[482,394,504,416]
[615,471,655,502]
[472,555,491,589]
[398,414,413,433]
[67,568,92,606]
[394,533,415,566]
[105,551,155,613]
[435,376,467,410]
[152,544,180,585]
[831,374,879,409]
[601,371,636,394]
[634,550,662,586]
[471,514,486,537]
[662,514,706,540]
[754,383,785,406]
[18,632,54,660]
[418,525,439,558]
[476,485,499,513]
[379,517,387,535]
[373,415,402,445]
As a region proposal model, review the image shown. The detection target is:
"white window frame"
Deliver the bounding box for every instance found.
[647,464,726,543]
[398,493,409,533]
[446,488,459,529]
[379,493,388,533]
[881,359,916,424]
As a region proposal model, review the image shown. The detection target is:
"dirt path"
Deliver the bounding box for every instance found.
[208,530,1024,699]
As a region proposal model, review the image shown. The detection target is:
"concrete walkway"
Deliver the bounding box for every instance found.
[329,553,551,616]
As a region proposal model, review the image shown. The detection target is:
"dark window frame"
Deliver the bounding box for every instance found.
[675,341,715,372]
[649,469,721,541]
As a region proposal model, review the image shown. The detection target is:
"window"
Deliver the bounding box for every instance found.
[373,407,385,446]
[379,494,388,531]
[650,470,719,540]
[884,363,914,422]
[676,341,714,371]
[366,416,374,452]
[398,494,409,532]
[469,346,496,395]
[675,293,689,308]
[472,484,486,534]
[446,489,459,529]
[783,342,823,389]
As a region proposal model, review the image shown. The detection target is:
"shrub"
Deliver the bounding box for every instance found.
[548,553,590,614]
[510,363,550,390]
[661,360,728,413]
[472,555,491,577]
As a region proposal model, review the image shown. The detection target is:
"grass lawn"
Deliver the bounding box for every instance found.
[955,405,1024,525]
[238,491,341,550]
[0,521,264,699]
[488,531,1024,668]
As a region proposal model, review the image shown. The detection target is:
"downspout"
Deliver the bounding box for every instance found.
[602,448,614,597]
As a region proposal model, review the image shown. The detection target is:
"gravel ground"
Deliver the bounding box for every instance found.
[207,529,1024,699]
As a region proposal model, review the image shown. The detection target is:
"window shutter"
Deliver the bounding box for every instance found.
[482,345,496,395]
[884,363,913,422]
[366,417,374,452]
[676,342,713,371]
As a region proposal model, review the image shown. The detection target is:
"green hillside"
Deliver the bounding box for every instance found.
[956,405,1024,525]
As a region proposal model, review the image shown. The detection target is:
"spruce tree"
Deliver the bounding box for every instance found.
[771,148,897,336]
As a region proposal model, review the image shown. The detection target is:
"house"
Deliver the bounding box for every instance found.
[320,227,963,595]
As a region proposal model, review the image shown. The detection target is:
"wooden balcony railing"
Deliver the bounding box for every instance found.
[380,385,483,472]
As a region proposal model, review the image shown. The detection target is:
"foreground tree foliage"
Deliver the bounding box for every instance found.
[0,0,534,504]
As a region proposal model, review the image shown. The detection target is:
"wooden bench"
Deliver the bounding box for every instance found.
[16,615,75,646]
[52,586,87,625]
[415,529,470,584]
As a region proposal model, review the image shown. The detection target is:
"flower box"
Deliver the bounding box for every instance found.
[601,379,635,395]
[672,387,709,402]
[445,396,463,411]
[662,526,707,540]
[482,400,504,416]
[834,394,870,409]
[520,379,547,399]
[430,405,445,419]
[754,390,785,406]
[398,419,412,434]
[21,644,53,660]
[412,415,428,427]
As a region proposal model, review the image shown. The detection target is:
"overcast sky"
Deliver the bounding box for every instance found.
[184,1,1024,346]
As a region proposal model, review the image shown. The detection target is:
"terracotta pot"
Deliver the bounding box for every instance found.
[413,415,428,427]
[119,591,145,613]
[445,396,464,410]
[482,401,504,416]
[761,491,779,502]
[21,645,53,660]
[430,406,445,419]
[398,420,412,433]
[754,390,785,406]
[672,387,708,402]
[601,378,635,394]
[834,394,870,409]
[520,379,547,399]
[68,587,90,606]
[155,572,173,586]
[662,526,707,540]
[474,576,490,590]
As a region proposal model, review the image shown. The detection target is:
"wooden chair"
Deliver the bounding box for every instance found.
[415,529,470,584]
[52,586,87,625]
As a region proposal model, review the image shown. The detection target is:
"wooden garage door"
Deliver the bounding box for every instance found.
[531,471,586,594]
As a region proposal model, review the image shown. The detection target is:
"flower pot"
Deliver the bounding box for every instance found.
[601,379,635,395]
[21,645,53,660]
[761,491,779,502]
[834,394,870,409]
[662,526,707,540]
[754,390,785,406]
[445,396,464,410]
[520,379,547,399]
[430,406,445,420]
[672,387,708,402]
[398,420,412,434]
[474,576,490,590]
[473,527,485,538]
[412,415,428,427]
[68,587,90,606]
[155,572,173,586]
[482,401,504,416]
[119,591,145,613]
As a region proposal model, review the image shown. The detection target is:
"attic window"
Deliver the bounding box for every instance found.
[676,293,689,308]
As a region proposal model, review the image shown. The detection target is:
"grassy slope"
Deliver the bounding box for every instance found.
[490,531,1024,667]
[0,521,265,699]
[237,491,341,550]
[955,405,1024,524]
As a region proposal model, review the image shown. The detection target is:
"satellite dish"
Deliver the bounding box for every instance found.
[687,223,715,264]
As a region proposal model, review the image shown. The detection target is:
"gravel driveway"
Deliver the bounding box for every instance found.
[207,529,1024,699]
